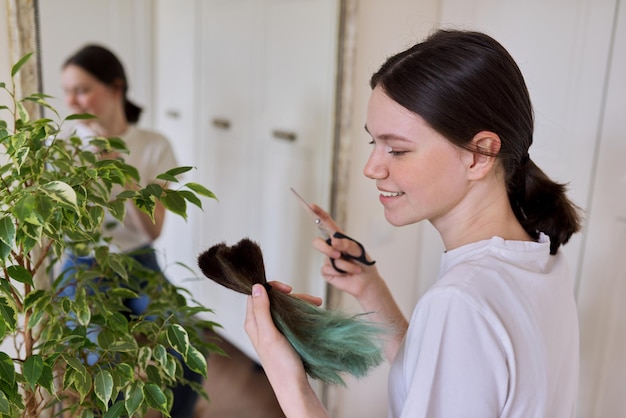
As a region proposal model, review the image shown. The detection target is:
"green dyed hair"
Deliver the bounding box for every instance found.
[197,238,386,385]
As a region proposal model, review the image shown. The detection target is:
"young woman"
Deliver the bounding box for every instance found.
[245,29,582,417]
[59,45,200,417]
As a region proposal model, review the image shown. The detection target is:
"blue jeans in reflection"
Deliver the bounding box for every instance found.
[58,245,201,417]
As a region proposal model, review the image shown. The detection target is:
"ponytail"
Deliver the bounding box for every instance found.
[510,159,583,254]
[124,98,142,124]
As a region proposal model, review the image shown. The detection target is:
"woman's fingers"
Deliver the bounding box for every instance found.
[245,284,275,344]
[266,280,292,294]
[262,280,323,306]
[291,293,323,306]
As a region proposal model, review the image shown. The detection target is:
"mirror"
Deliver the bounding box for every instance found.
[36,0,341,361]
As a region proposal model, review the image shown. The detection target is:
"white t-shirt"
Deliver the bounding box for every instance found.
[72,124,179,252]
[388,234,579,418]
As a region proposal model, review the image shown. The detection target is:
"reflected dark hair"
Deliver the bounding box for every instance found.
[63,44,142,123]
[370,29,582,254]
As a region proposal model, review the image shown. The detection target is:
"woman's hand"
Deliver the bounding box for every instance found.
[245,283,329,417]
[308,205,409,361]
[309,204,382,299]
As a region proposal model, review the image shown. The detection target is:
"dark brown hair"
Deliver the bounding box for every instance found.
[197,238,385,385]
[370,29,582,254]
[63,44,142,123]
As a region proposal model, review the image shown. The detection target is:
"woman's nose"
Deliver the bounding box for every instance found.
[363,151,387,180]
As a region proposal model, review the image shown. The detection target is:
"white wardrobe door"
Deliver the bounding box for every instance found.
[576,1,626,415]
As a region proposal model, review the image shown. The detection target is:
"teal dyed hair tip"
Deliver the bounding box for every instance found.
[197,238,386,385]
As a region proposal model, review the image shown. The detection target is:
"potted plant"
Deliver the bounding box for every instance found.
[0,54,220,417]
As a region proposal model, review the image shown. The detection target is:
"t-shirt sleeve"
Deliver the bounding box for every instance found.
[396,288,509,418]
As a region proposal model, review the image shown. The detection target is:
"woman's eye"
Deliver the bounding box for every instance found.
[385,145,406,156]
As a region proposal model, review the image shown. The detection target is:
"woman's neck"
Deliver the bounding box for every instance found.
[433,180,533,252]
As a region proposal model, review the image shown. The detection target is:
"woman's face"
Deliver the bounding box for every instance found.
[363,86,472,227]
[61,64,121,123]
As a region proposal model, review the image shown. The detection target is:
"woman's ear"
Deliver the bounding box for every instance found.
[110,78,125,97]
[466,131,501,180]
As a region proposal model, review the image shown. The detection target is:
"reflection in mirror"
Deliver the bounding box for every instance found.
[33,0,342,416]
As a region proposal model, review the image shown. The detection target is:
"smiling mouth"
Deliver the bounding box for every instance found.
[381,191,405,197]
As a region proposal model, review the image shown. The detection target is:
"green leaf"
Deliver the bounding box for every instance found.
[145,183,163,197]
[65,113,96,121]
[103,400,125,418]
[144,383,168,413]
[0,352,16,386]
[164,355,177,379]
[38,363,54,395]
[34,194,54,223]
[14,146,29,170]
[42,181,78,208]
[0,297,17,332]
[163,166,193,177]
[107,136,128,152]
[6,265,33,286]
[0,217,16,249]
[166,324,190,358]
[94,370,114,407]
[155,173,178,183]
[124,381,144,417]
[13,195,44,226]
[74,287,91,326]
[24,289,47,313]
[0,241,11,263]
[178,190,203,209]
[108,199,126,221]
[70,365,92,402]
[16,101,29,124]
[108,255,128,280]
[153,344,168,367]
[11,52,33,77]
[138,346,152,371]
[115,363,134,382]
[161,190,187,219]
[108,288,138,299]
[23,355,43,389]
[185,345,208,377]
[0,390,9,414]
[64,356,88,380]
[108,340,137,352]
[185,182,217,199]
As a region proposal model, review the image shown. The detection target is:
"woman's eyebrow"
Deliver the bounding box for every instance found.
[364,125,412,143]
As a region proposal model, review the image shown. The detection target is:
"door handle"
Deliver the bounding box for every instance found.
[272,129,297,142]
[212,118,231,130]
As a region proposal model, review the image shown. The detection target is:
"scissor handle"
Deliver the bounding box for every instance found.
[326,232,376,274]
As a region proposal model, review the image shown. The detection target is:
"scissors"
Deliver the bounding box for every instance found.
[291,187,375,273]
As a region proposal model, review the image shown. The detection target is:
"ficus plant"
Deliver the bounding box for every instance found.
[0,54,221,417]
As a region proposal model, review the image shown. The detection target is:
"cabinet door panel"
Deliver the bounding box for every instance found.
[259,0,337,296]
[195,0,337,359]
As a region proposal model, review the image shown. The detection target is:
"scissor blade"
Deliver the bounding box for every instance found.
[290,187,333,239]
[290,187,318,218]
